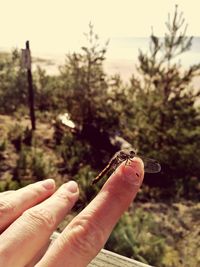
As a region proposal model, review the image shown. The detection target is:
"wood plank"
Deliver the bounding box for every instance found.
[89,249,153,267]
[50,232,153,267]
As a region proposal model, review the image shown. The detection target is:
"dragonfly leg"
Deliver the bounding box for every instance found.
[126,157,140,166]
[126,159,140,177]
[124,159,129,166]
[126,158,134,166]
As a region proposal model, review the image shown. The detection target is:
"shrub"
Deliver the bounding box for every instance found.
[0,138,7,152]
[56,132,92,174]
[106,208,166,266]
[8,123,25,151]
[13,146,55,182]
[73,165,98,209]
[31,148,55,180]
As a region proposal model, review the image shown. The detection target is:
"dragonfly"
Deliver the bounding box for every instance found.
[92,149,161,184]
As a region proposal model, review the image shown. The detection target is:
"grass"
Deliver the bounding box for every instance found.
[0,113,199,267]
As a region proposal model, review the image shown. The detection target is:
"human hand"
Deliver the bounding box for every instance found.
[0,158,144,267]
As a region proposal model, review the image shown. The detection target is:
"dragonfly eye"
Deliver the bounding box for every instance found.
[129,150,136,158]
[119,151,127,160]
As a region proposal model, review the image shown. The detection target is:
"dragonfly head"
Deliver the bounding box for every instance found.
[119,150,129,160]
[119,149,136,160]
[129,150,136,158]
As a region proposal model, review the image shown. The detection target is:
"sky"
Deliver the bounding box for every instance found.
[0,0,200,55]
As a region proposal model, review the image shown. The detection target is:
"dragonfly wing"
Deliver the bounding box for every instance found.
[139,156,161,173]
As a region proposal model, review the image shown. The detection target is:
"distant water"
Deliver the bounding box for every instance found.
[102,36,199,80]
[1,37,199,80]
[107,36,200,67]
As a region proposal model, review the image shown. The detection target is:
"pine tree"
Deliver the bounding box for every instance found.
[59,24,128,168]
[129,6,200,197]
[0,49,28,113]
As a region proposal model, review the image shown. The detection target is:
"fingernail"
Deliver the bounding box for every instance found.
[42,179,55,190]
[64,181,78,193]
[123,159,144,186]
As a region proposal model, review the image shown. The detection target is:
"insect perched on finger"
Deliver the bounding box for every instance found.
[92,149,161,184]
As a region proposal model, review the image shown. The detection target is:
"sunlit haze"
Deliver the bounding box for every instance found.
[1,0,199,79]
[1,0,200,55]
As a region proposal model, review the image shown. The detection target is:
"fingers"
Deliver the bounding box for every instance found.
[36,157,144,267]
[0,181,79,267]
[0,190,14,196]
[0,179,56,233]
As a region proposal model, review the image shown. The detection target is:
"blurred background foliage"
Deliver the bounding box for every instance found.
[0,6,199,267]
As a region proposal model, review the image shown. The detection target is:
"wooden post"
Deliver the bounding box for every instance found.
[26,41,36,130]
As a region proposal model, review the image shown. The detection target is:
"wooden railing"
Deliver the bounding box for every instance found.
[50,232,153,267]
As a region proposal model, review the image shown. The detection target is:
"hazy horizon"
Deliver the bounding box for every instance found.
[1,36,199,81]
[1,0,200,55]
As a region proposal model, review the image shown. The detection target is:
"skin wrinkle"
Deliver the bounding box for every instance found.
[0,221,39,267]
[0,159,144,267]
[35,159,144,267]
[22,208,56,231]
[16,185,52,203]
[1,182,55,217]
[49,200,109,261]
[55,160,142,263]
[64,215,105,257]
[0,182,56,233]
[0,190,14,196]
[0,184,79,267]
[54,190,78,206]
[0,199,16,217]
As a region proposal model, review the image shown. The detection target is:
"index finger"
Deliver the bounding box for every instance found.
[36,157,144,267]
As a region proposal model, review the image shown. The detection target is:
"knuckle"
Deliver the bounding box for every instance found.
[66,215,105,255]
[0,200,15,216]
[23,207,55,230]
[27,185,45,199]
[106,183,126,202]
[55,191,76,206]
[0,249,10,266]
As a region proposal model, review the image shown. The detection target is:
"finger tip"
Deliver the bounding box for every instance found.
[120,157,144,187]
[42,179,56,190]
[65,180,79,194]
